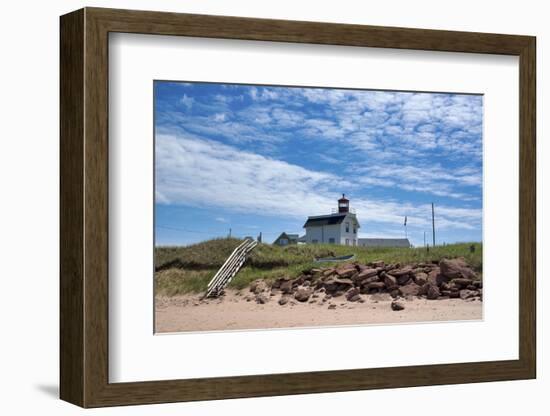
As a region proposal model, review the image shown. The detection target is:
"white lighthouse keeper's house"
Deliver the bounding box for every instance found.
[303,194,360,246]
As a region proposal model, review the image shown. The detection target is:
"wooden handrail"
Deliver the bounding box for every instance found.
[204,239,258,298]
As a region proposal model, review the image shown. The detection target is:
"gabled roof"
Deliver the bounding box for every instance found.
[273,232,299,244]
[303,213,346,228]
[358,238,411,248]
[303,213,361,228]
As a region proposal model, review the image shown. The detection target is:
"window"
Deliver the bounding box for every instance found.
[345,238,350,246]
[353,226,356,234]
[345,222,350,233]
[328,238,335,244]
[280,238,288,245]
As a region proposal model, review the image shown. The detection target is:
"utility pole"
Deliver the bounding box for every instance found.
[229,228,232,238]
[423,231,426,248]
[431,202,436,247]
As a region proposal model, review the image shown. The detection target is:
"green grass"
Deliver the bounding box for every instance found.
[155,269,214,297]
[154,239,482,296]
[155,238,244,270]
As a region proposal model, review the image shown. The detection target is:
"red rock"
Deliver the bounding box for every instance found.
[439,258,477,280]
[323,277,354,293]
[384,274,398,289]
[391,267,412,277]
[255,293,270,304]
[397,274,411,285]
[345,287,361,301]
[451,278,474,288]
[356,268,378,280]
[280,280,293,294]
[391,301,405,311]
[294,287,313,302]
[426,285,440,300]
[361,275,380,285]
[400,282,421,297]
[250,279,268,294]
[278,296,290,305]
[336,267,357,279]
[413,272,428,286]
[459,289,478,300]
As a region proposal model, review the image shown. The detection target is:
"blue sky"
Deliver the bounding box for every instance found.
[154,81,483,247]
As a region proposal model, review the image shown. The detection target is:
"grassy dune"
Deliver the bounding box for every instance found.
[155,238,482,296]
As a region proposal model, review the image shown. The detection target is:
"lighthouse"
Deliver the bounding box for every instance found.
[338,194,349,213]
[302,194,359,246]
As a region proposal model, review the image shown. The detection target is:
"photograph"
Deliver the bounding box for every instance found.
[153,81,484,333]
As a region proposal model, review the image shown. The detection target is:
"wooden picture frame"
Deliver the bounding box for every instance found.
[60,7,536,408]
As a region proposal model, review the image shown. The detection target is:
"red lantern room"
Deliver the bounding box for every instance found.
[338,194,349,213]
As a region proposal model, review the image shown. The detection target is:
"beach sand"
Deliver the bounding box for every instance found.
[155,290,483,333]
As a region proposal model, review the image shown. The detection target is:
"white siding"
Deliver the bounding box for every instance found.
[304,213,360,246]
[305,224,341,244]
[339,214,359,246]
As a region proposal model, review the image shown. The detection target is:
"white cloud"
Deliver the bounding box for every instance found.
[270,107,304,128]
[214,93,243,103]
[213,113,226,122]
[179,94,194,110]
[290,89,482,160]
[351,162,481,200]
[156,133,481,232]
[156,133,342,218]
[166,87,483,164]
[249,87,281,101]
[157,84,483,215]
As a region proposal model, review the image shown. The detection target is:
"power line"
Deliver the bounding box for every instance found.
[156,224,284,239]
[155,225,220,235]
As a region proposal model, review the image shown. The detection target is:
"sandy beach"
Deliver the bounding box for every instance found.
[155,289,483,333]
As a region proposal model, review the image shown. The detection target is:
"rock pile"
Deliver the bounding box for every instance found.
[249,257,482,310]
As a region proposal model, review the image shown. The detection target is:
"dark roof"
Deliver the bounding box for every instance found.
[303,213,347,228]
[273,232,299,244]
[358,238,411,248]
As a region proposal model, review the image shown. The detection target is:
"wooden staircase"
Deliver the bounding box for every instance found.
[204,238,258,298]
